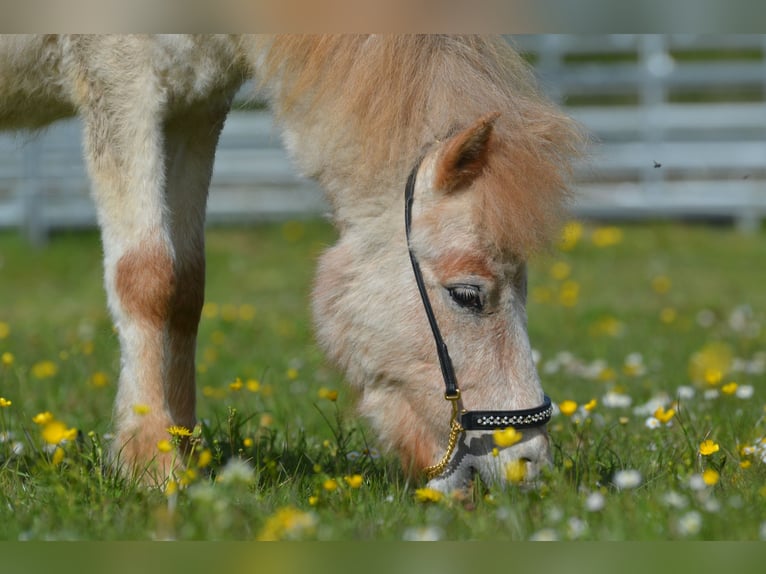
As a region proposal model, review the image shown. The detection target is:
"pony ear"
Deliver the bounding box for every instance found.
[434,112,501,193]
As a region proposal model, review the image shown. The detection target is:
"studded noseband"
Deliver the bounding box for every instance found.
[404,157,553,480]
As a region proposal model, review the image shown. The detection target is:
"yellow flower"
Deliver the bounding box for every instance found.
[260,414,274,427]
[591,226,623,247]
[651,275,672,294]
[558,280,580,307]
[202,302,219,319]
[322,478,339,492]
[493,427,523,448]
[318,387,338,402]
[414,487,443,503]
[549,261,571,281]
[559,221,583,251]
[699,439,720,456]
[308,495,319,506]
[505,459,527,483]
[559,400,578,416]
[132,404,150,416]
[165,480,178,496]
[287,367,299,380]
[740,460,752,469]
[0,322,9,339]
[89,371,109,388]
[157,439,173,453]
[659,307,677,324]
[52,447,65,466]
[702,469,720,486]
[654,406,676,424]
[721,382,738,395]
[343,474,363,489]
[583,399,598,412]
[243,437,254,448]
[689,342,732,385]
[197,449,213,468]
[167,426,192,437]
[1,352,13,367]
[238,304,257,321]
[246,378,261,393]
[32,360,58,379]
[41,420,77,445]
[33,411,53,425]
[257,506,317,541]
[229,377,243,391]
[0,397,11,408]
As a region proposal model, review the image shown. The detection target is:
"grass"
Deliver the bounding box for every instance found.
[0,219,764,540]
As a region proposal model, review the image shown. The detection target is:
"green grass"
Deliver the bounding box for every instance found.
[0,220,764,540]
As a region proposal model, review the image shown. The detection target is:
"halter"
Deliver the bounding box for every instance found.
[404,157,553,480]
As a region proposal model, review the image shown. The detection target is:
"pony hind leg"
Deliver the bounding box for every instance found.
[83,104,228,484]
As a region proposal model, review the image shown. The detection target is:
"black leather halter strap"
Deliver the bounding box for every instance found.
[404,158,552,433]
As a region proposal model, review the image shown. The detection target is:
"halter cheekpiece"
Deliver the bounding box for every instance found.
[404,157,553,480]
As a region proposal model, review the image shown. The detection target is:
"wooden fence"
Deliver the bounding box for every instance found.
[1,35,765,243]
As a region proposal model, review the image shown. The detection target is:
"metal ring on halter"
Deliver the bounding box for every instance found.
[404,156,553,480]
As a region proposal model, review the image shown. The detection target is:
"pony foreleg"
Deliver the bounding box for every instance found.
[83,105,226,484]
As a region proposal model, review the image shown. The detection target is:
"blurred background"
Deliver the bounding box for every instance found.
[1,34,765,245]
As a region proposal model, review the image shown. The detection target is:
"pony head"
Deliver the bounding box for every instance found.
[313,109,574,490]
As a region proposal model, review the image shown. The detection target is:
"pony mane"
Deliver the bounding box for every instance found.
[257,35,585,255]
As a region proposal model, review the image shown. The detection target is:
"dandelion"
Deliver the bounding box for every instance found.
[1,352,13,367]
[318,387,338,402]
[89,371,109,388]
[549,261,572,281]
[505,460,527,483]
[197,449,212,468]
[414,488,443,503]
[31,360,58,379]
[41,420,77,445]
[344,474,363,489]
[721,382,738,395]
[659,307,677,324]
[33,411,53,425]
[157,439,173,453]
[322,478,339,492]
[651,275,672,294]
[559,221,583,251]
[258,506,317,541]
[699,439,720,456]
[167,426,192,438]
[702,469,720,486]
[558,280,579,307]
[51,447,65,466]
[493,427,523,448]
[591,226,623,247]
[654,406,676,424]
[0,397,11,408]
[558,400,578,416]
[132,404,150,416]
[613,469,642,490]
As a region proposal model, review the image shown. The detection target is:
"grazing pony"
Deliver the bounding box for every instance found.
[0,35,582,490]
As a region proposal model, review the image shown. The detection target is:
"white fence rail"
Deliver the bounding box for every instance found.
[1,35,765,243]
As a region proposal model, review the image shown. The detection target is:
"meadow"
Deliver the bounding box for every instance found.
[0,218,764,541]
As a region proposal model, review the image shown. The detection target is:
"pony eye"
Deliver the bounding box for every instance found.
[447,285,483,311]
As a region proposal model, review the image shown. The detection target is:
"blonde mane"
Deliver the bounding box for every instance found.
[257,35,585,255]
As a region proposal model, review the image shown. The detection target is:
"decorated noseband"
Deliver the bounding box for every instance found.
[404,157,553,480]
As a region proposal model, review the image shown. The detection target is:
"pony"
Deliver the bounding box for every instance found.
[0,35,583,491]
